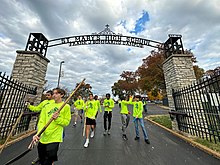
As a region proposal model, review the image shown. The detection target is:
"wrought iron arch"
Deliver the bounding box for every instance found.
[25,25,184,58]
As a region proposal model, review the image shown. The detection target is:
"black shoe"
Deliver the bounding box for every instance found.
[134,136,140,140]
[145,139,150,144]
[122,134,128,140]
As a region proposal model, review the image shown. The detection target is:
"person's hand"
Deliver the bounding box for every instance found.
[52,112,59,119]
[128,111,131,114]
[32,135,40,145]
[25,102,30,107]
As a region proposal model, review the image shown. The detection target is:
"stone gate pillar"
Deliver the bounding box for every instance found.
[11,50,50,104]
[163,54,196,130]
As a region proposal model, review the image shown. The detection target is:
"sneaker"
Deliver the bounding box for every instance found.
[31,157,40,164]
[122,134,128,140]
[84,139,89,148]
[145,139,150,144]
[73,122,77,127]
[107,130,111,135]
[90,131,95,138]
[103,130,107,136]
[134,136,140,140]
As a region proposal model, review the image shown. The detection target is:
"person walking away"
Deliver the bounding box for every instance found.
[120,95,132,140]
[32,88,71,165]
[132,95,150,144]
[73,95,85,126]
[103,93,114,135]
[83,93,98,148]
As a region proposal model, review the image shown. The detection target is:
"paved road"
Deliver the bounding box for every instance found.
[0,104,219,165]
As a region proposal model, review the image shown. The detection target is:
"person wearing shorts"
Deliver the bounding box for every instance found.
[83,93,98,148]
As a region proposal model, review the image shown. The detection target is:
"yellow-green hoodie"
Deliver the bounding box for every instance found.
[74,99,85,110]
[84,100,97,119]
[38,102,71,144]
[132,101,143,118]
[28,99,55,112]
[120,97,132,114]
[103,98,114,112]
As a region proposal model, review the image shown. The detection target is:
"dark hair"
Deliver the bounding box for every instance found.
[46,90,53,95]
[94,95,98,100]
[135,95,141,99]
[120,96,125,101]
[106,93,110,97]
[53,88,66,96]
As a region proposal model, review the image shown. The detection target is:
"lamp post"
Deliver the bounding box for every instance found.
[57,61,65,87]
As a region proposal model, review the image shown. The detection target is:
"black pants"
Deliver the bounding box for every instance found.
[38,142,59,165]
[104,111,112,130]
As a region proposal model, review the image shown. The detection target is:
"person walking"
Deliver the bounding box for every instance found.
[26,90,54,164]
[120,95,132,140]
[103,93,114,135]
[94,95,102,118]
[73,95,85,126]
[32,88,71,165]
[83,93,98,148]
[132,95,150,144]
[27,90,54,114]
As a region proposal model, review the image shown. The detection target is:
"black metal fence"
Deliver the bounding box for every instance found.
[0,72,37,140]
[172,72,220,143]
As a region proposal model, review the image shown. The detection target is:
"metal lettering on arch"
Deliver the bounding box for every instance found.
[49,35,156,48]
[25,24,184,58]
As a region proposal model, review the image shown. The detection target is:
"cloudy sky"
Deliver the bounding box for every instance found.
[0,0,220,96]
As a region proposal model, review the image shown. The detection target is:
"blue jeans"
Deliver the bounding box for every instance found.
[134,118,149,140]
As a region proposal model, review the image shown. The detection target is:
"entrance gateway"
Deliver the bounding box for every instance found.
[25,24,184,58]
[12,25,196,126]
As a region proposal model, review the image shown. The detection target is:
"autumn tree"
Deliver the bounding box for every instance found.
[112,71,138,98]
[136,49,166,97]
[193,65,205,80]
[73,83,92,100]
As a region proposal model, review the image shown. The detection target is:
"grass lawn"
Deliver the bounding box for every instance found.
[147,114,220,154]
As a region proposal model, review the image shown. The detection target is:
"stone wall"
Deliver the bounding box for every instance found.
[163,54,196,110]
[11,50,50,104]
[163,54,196,131]
[11,50,50,131]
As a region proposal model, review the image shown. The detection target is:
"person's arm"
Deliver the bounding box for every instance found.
[28,100,46,112]
[109,99,114,109]
[54,104,71,127]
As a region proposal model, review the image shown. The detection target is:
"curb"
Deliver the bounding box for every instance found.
[0,130,37,150]
[145,116,220,160]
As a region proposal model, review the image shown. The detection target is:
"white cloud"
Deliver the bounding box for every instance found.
[0,0,219,96]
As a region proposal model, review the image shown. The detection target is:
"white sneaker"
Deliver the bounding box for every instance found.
[90,131,95,138]
[84,139,89,148]
[107,130,111,135]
